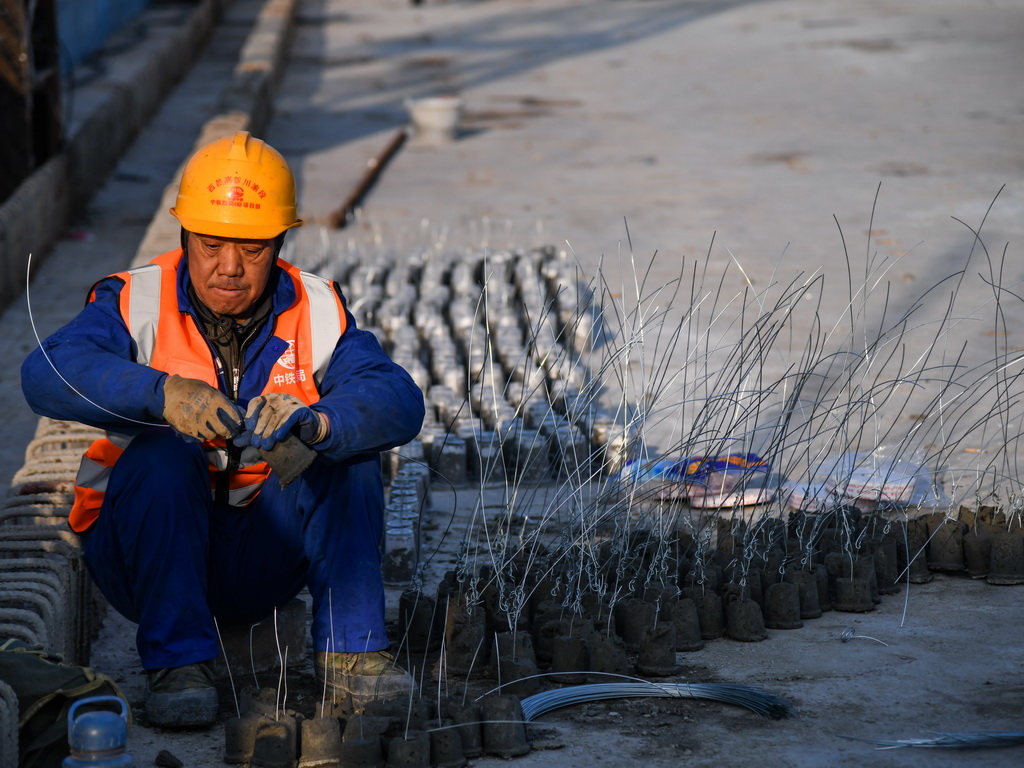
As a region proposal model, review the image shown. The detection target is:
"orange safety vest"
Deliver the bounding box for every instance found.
[69,250,348,533]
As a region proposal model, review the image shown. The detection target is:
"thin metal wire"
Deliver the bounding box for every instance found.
[25,253,163,428]
[840,626,889,647]
[519,679,790,721]
[296,215,1024,695]
[842,731,1024,750]
[213,616,240,718]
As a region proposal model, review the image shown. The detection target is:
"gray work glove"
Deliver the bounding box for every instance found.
[162,374,242,441]
[236,393,329,451]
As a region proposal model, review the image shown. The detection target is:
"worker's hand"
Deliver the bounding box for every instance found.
[237,393,329,451]
[162,374,242,441]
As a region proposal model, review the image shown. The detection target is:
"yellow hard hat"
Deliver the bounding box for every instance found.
[170,131,303,239]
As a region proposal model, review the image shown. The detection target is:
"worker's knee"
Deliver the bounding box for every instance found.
[103,429,210,518]
[303,451,383,503]
[114,428,207,483]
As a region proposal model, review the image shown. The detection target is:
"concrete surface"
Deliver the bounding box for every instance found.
[4,0,1023,766]
[131,0,300,268]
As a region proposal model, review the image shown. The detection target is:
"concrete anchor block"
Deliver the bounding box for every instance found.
[215,598,307,675]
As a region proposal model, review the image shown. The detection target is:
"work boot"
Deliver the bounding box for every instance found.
[145,662,219,727]
[314,650,416,712]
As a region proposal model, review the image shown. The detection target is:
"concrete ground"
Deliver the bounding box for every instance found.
[4,0,1023,766]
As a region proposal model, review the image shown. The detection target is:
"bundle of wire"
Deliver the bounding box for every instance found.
[847,731,1024,750]
[520,681,790,722]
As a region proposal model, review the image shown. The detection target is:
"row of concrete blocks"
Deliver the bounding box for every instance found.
[407,377,638,488]
[0,418,101,768]
[281,239,637,486]
[283,238,600,393]
[0,418,107,668]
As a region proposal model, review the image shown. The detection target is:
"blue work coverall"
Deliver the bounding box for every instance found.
[20,256,425,670]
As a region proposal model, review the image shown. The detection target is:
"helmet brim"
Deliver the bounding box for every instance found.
[171,209,303,240]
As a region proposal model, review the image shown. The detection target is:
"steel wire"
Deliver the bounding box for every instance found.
[520,680,790,721]
[843,731,1024,750]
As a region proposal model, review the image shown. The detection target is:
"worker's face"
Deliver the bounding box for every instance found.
[185,232,276,319]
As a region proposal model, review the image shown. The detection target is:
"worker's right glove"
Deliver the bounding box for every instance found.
[238,393,329,451]
[161,374,242,441]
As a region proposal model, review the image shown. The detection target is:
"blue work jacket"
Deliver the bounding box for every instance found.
[21,252,425,468]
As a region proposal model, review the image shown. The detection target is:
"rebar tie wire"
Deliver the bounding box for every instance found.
[842,730,1024,750]
[840,626,889,647]
[519,677,790,722]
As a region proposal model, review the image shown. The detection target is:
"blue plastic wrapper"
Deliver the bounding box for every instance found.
[619,453,771,503]
[620,453,769,481]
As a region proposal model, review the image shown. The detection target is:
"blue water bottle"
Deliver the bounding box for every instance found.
[63,695,134,767]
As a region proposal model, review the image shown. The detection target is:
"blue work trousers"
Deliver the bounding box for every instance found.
[80,429,388,670]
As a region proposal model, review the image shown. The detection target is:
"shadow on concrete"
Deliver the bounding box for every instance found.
[278,0,756,186]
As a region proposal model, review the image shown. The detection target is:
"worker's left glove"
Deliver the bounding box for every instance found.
[162,374,242,442]
[237,393,329,451]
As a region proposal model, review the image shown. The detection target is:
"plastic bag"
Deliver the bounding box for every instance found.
[688,472,784,509]
[620,453,772,506]
[784,446,938,514]
[823,447,922,505]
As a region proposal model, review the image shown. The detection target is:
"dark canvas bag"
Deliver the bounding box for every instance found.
[0,639,128,768]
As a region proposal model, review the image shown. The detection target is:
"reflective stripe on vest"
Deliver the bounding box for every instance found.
[73,432,132,495]
[73,440,271,525]
[126,263,162,366]
[303,271,343,388]
[68,251,347,532]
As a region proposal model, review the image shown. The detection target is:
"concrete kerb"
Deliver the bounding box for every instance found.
[223,0,299,137]
[0,158,68,310]
[64,0,228,215]
[0,0,228,315]
[132,0,301,267]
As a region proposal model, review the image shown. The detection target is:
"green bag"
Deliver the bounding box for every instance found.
[0,639,128,768]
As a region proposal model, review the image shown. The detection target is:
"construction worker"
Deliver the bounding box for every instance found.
[20,132,425,727]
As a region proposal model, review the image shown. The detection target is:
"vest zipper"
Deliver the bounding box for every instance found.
[188,309,236,505]
[222,315,276,503]
[238,314,277,382]
[189,307,277,505]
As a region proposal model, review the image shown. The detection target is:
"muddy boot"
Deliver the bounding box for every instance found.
[314,650,416,713]
[145,662,219,728]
